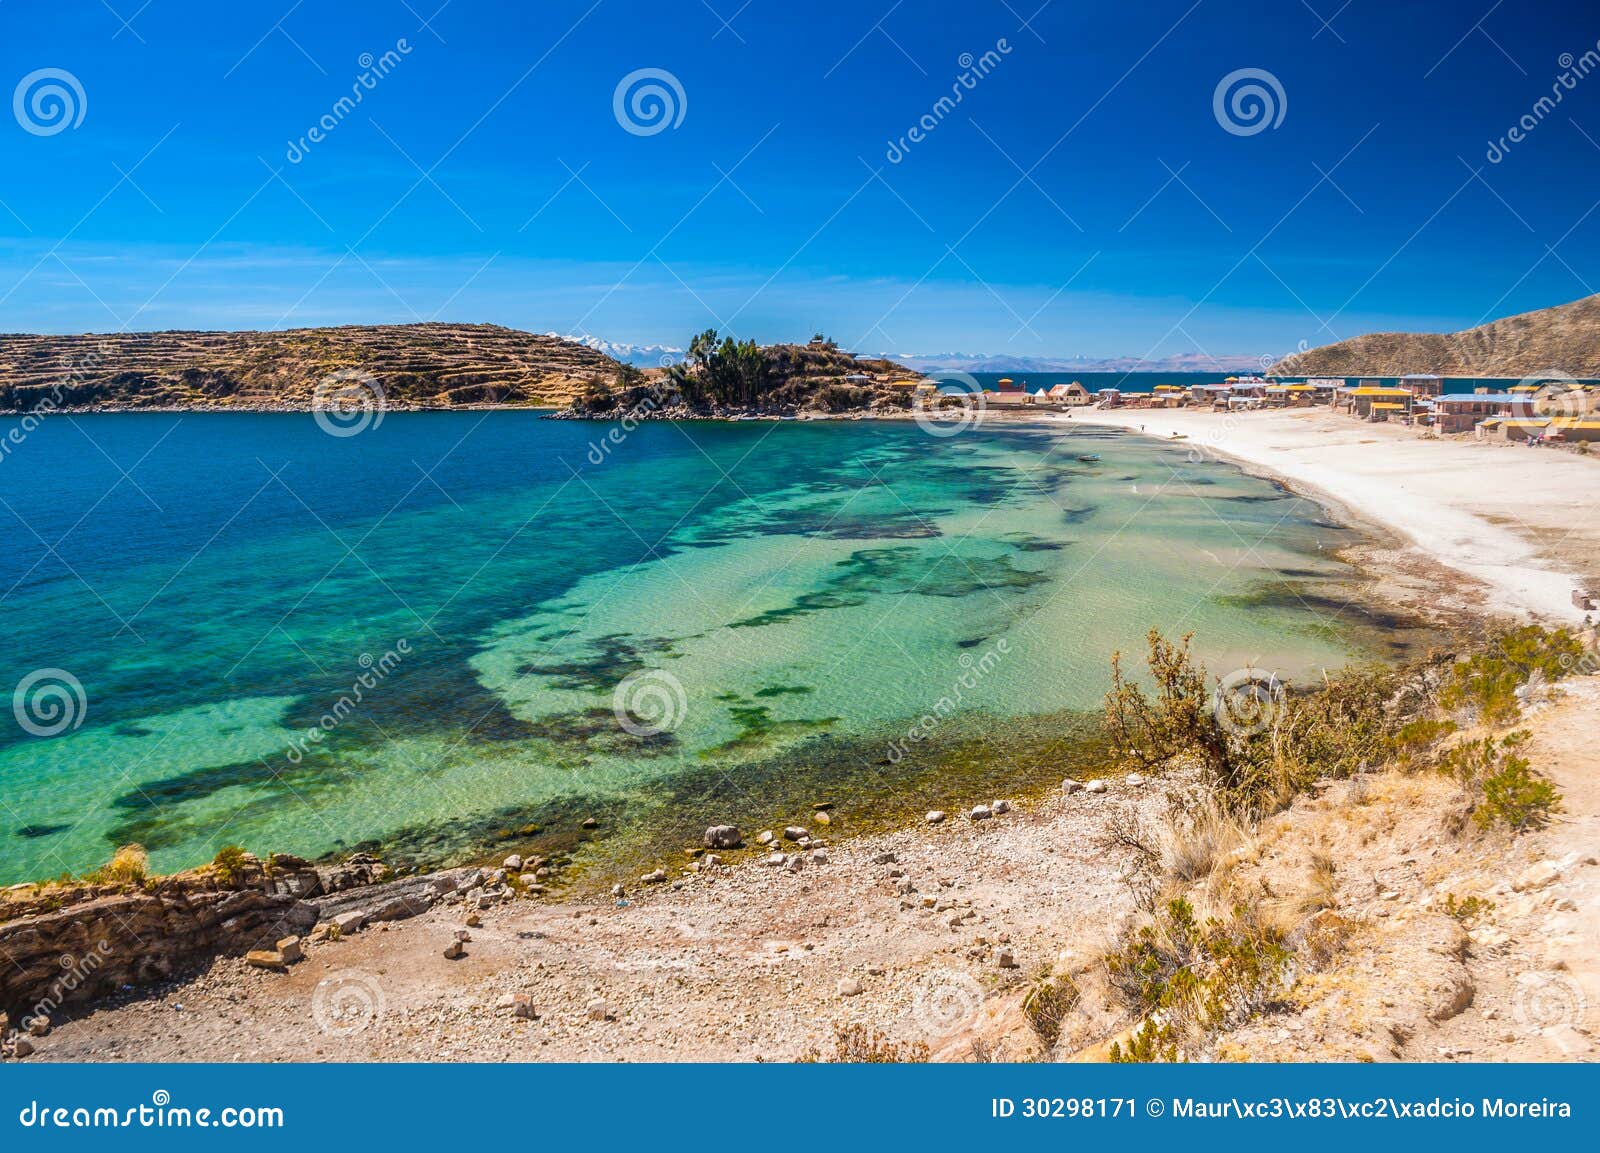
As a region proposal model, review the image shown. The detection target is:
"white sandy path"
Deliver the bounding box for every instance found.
[1062,407,1600,624]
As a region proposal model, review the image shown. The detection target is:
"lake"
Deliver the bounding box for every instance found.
[0,411,1419,885]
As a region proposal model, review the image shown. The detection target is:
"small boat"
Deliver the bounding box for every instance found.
[1076,453,1101,462]
[1169,432,1187,440]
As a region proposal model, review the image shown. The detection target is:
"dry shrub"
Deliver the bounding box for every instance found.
[95,843,149,887]
[799,1023,929,1064]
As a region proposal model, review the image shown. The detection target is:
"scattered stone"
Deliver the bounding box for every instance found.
[611,885,625,899]
[785,854,806,874]
[837,977,863,997]
[997,949,1018,969]
[704,825,742,850]
[783,826,809,842]
[464,913,482,928]
[1125,773,1145,787]
[811,849,830,865]
[813,810,832,826]
[26,1016,51,1037]
[764,852,786,867]
[331,911,367,935]
[1061,779,1083,794]
[245,950,285,970]
[587,998,613,1022]
[925,810,947,824]
[873,851,897,865]
[756,830,775,845]
[518,873,540,887]
[503,854,523,871]
[276,936,303,964]
[641,869,668,884]
[1514,860,1562,892]
[443,940,465,960]
[1084,779,1108,794]
[496,993,537,1020]
[970,805,992,821]
[12,1037,34,1058]
[991,799,1012,814]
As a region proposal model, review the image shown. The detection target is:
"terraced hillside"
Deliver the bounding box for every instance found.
[0,324,621,412]
[1269,292,1600,377]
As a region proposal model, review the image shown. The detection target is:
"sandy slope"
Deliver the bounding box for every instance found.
[1065,408,1600,625]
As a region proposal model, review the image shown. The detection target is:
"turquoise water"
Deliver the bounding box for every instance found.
[0,413,1412,884]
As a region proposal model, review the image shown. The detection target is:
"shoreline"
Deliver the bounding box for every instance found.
[1063,407,1598,626]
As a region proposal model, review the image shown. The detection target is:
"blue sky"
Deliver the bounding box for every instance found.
[0,0,1595,358]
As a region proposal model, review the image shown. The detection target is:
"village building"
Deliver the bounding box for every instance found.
[1431,392,1537,433]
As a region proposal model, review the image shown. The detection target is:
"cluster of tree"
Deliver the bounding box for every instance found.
[668,329,773,408]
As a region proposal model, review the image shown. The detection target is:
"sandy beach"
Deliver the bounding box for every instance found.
[1065,407,1600,625]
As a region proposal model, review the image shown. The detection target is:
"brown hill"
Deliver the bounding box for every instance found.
[0,323,620,412]
[1269,293,1600,378]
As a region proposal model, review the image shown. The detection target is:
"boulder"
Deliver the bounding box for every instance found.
[276,936,303,964]
[246,950,285,970]
[704,825,743,850]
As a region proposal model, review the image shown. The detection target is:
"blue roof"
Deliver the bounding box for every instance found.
[1434,393,1525,404]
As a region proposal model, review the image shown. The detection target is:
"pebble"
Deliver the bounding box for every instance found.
[991,799,1012,814]
[641,869,668,884]
[12,1038,34,1058]
[783,826,809,842]
[925,810,947,824]
[610,885,625,899]
[587,998,613,1022]
[970,805,992,821]
[873,851,897,865]
[1061,779,1083,794]
[1084,779,1108,794]
[811,849,830,865]
[443,940,465,960]
[997,949,1018,969]
[1125,773,1145,787]
[756,830,775,845]
[764,852,786,867]
[785,854,806,873]
[814,811,832,826]
[503,854,523,871]
[837,977,863,997]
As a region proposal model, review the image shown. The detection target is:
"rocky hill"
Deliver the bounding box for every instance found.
[1270,293,1600,378]
[0,323,621,412]
[560,339,922,418]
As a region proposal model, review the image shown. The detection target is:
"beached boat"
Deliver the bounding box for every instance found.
[1077,454,1101,462]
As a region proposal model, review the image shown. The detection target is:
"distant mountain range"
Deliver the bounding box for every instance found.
[890,351,1265,374]
[1269,293,1600,378]
[557,334,685,368]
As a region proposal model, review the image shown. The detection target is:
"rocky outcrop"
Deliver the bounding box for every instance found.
[0,323,622,413]
[0,852,470,1025]
[1269,292,1600,377]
